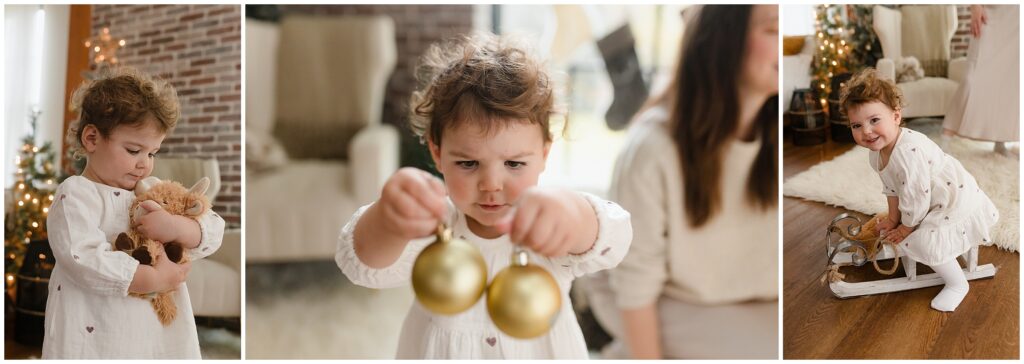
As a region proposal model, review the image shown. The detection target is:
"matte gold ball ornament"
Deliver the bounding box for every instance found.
[486,248,562,339]
[411,224,488,315]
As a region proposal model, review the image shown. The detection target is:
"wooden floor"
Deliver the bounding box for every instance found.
[782,138,1020,359]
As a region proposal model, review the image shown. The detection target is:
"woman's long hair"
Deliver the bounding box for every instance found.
[664,5,778,227]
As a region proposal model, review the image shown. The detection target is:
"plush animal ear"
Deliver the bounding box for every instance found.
[189,177,210,196]
[186,200,204,216]
[136,176,161,195]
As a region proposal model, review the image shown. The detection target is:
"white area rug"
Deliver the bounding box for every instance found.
[246,262,413,359]
[784,129,1019,252]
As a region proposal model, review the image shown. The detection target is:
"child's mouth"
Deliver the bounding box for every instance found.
[478,204,505,212]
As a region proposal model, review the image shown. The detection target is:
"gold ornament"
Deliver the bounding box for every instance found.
[411,224,487,315]
[486,249,561,339]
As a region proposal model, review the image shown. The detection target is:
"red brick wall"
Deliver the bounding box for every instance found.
[275,5,474,170]
[91,4,242,227]
[951,5,971,59]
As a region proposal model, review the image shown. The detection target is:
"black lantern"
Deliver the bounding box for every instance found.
[787,88,827,146]
[14,239,54,346]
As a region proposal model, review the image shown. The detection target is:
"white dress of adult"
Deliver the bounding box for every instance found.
[943,5,1020,142]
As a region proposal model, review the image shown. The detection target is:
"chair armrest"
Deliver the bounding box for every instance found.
[349,123,400,206]
[204,228,240,271]
[947,57,967,84]
[876,58,897,81]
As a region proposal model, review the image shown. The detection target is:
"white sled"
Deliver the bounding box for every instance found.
[824,213,997,299]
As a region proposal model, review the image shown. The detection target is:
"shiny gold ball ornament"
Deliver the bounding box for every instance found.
[486,249,562,339]
[411,224,488,315]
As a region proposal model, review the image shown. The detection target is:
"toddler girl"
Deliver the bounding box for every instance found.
[336,33,632,359]
[840,68,999,312]
[43,67,225,358]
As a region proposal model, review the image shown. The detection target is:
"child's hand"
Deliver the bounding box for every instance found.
[497,187,597,257]
[375,167,448,240]
[881,224,914,244]
[135,200,182,243]
[875,216,897,234]
[152,244,191,292]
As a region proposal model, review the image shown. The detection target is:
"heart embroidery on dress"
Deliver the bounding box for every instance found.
[114,191,120,196]
[73,255,80,260]
[486,337,497,347]
[202,247,209,251]
[600,247,611,256]
[57,285,61,291]
[86,326,94,333]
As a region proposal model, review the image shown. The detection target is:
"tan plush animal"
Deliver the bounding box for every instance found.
[113,176,211,326]
[833,213,886,257]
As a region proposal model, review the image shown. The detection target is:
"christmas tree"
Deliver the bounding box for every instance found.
[4,108,59,286]
[811,5,885,117]
[811,5,853,115]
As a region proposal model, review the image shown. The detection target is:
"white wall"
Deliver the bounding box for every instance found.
[4,5,69,187]
[783,4,815,36]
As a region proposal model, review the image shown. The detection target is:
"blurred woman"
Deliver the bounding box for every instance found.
[585,5,779,359]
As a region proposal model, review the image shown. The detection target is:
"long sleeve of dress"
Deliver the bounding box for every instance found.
[335,203,436,289]
[548,192,632,278]
[606,132,670,309]
[893,143,933,227]
[186,209,225,261]
[46,178,139,297]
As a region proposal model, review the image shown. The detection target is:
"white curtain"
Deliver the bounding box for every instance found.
[4,5,69,187]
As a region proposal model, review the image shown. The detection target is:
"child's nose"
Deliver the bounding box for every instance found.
[478,170,502,192]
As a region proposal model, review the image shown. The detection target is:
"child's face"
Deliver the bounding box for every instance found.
[741,5,780,96]
[81,116,166,190]
[429,120,550,237]
[848,101,901,151]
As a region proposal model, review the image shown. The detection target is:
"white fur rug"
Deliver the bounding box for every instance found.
[784,133,1019,252]
[246,262,413,359]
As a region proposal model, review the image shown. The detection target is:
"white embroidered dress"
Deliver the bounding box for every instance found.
[42,176,225,359]
[336,193,632,359]
[869,128,999,266]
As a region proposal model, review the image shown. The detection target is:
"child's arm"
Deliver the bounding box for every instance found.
[46,178,141,296]
[352,167,448,268]
[877,196,900,233]
[498,188,633,278]
[135,200,225,260]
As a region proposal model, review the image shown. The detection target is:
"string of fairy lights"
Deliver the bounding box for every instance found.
[812,5,852,112]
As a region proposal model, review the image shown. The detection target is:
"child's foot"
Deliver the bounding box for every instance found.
[930,260,969,312]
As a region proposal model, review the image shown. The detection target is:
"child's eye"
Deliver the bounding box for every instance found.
[870,117,879,124]
[505,161,526,169]
[455,161,478,169]
[851,124,860,129]
[126,148,140,155]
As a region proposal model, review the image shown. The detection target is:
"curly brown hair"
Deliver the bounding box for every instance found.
[67,66,180,158]
[839,68,905,120]
[409,32,559,146]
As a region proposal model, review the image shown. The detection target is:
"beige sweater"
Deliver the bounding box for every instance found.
[607,106,778,308]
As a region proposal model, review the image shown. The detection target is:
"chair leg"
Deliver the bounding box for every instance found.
[902,256,917,281]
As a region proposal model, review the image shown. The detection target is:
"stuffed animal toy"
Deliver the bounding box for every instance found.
[896,57,925,83]
[833,213,886,257]
[113,176,211,325]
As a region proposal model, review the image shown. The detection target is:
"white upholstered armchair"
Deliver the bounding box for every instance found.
[245,16,399,262]
[150,157,240,319]
[872,5,967,119]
